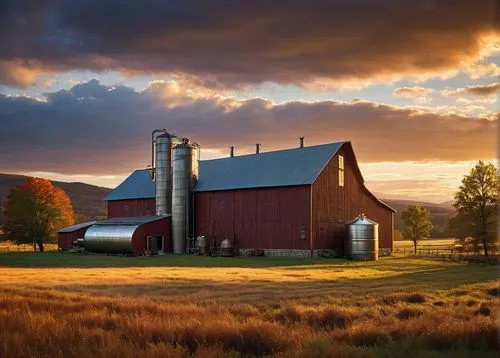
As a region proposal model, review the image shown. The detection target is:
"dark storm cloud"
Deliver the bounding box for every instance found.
[0,0,497,86]
[0,80,496,174]
[442,83,499,96]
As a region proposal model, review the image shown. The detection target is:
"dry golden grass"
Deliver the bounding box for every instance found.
[0,242,58,253]
[0,254,498,357]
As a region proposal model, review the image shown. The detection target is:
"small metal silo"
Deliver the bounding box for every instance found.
[155,133,182,216]
[345,214,379,261]
[172,140,199,254]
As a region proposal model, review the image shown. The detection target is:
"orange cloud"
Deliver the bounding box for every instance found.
[393,86,435,98]
[0,1,498,87]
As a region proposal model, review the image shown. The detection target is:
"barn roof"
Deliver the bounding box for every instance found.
[104,169,155,201]
[95,215,169,225]
[103,141,394,212]
[58,221,96,233]
[193,142,346,192]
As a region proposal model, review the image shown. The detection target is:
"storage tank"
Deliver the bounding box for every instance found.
[155,133,182,216]
[172,140,199,254]
[345,214,379,261]
[196,235,210,255]
[220,239,235,257]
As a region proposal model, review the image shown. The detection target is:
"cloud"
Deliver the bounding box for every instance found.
[0,80,496,175]
[442,83,499,96]
[414,97,432,105]
[456,97,495,105]
[0,0,498,87]
[393,86,435,98]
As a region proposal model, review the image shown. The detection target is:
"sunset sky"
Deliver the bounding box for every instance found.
[0,0,498,203]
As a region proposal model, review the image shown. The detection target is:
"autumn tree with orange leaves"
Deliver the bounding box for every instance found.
[3,178,74,252]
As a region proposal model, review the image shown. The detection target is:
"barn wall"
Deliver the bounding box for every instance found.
[132,217,171,255]
[194,186,311,250]
[107,199,156,218]
[312,145,394,252]
[57,226,92,250]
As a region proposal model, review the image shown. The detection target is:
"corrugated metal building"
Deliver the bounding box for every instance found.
[102,141,394,257]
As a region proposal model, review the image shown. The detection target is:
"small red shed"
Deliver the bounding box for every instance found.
[57,221,95,250]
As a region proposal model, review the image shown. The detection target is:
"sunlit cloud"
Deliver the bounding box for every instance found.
[393,86,434,98]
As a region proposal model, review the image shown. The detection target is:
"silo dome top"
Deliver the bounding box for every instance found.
[346,214,378,226]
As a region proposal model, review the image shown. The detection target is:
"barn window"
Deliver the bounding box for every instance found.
[338,155,344,187]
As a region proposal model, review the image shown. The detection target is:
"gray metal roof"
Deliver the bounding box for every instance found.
[193,142,346,192]
[104,169,155,201]
[95,215,169,225]
[58,221,96,233]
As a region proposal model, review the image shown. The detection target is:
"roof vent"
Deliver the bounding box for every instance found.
[299,137,304,148]
[256,143,261,154]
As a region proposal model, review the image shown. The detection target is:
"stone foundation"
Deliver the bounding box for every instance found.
[379,248,392,256]
[238,247,392,258]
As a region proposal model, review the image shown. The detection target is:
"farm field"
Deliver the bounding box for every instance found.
[0,241,58,253]
[0,253,498,357]
[394,238,456,250]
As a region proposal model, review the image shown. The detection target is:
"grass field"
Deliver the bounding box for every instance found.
[0,252,498,357]
[0,241,58,253]
[394,238,456,250]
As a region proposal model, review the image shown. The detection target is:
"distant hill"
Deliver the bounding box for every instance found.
[0,173,112,225]
[381,198,456,237]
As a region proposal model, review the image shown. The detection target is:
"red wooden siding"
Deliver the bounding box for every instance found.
[131,217,171,255]
[107,199,156,218]
[194,186,311,249]
[311,145,394,251]
[57,225,93,250]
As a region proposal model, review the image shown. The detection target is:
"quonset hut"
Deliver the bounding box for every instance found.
[59,132,395,257]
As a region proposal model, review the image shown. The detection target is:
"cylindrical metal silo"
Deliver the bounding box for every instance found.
[155,133,182,216]
[345,214,379,261]
[172,140,199,254]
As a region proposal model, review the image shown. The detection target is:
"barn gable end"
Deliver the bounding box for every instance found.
[311,142,394,255]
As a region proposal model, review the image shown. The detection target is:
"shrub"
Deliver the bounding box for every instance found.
[476,304,491,317]
[466,300,477,307]
[307,308,352,330]
[274,305,302,324]
[380,295,400,305]
[349,328,391,347]
[396,308,423,320]
[486,287,500,297]
[225,323,290,356]
[405,293,426,304]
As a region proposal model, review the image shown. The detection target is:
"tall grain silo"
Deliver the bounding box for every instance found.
[172,139,199,254]
[155,132,182,216]
[345,214,379,261]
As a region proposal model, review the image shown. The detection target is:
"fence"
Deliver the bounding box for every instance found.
[0,244,58,253]
[394,247,498,265]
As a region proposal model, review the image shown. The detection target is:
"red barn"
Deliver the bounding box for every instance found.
[57,221,95,250]
[103,141,395,257]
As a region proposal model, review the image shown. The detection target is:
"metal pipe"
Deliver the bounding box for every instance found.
[230,146,234,157]
[151,128,167,179]
[299,137,304,148]
[256,143,260,154]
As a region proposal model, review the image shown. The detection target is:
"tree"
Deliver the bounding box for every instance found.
[3,178,74,252]
[401,205,433,253]
[450,161,498,257]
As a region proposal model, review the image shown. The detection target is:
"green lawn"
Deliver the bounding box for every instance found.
[0,251,346,268]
